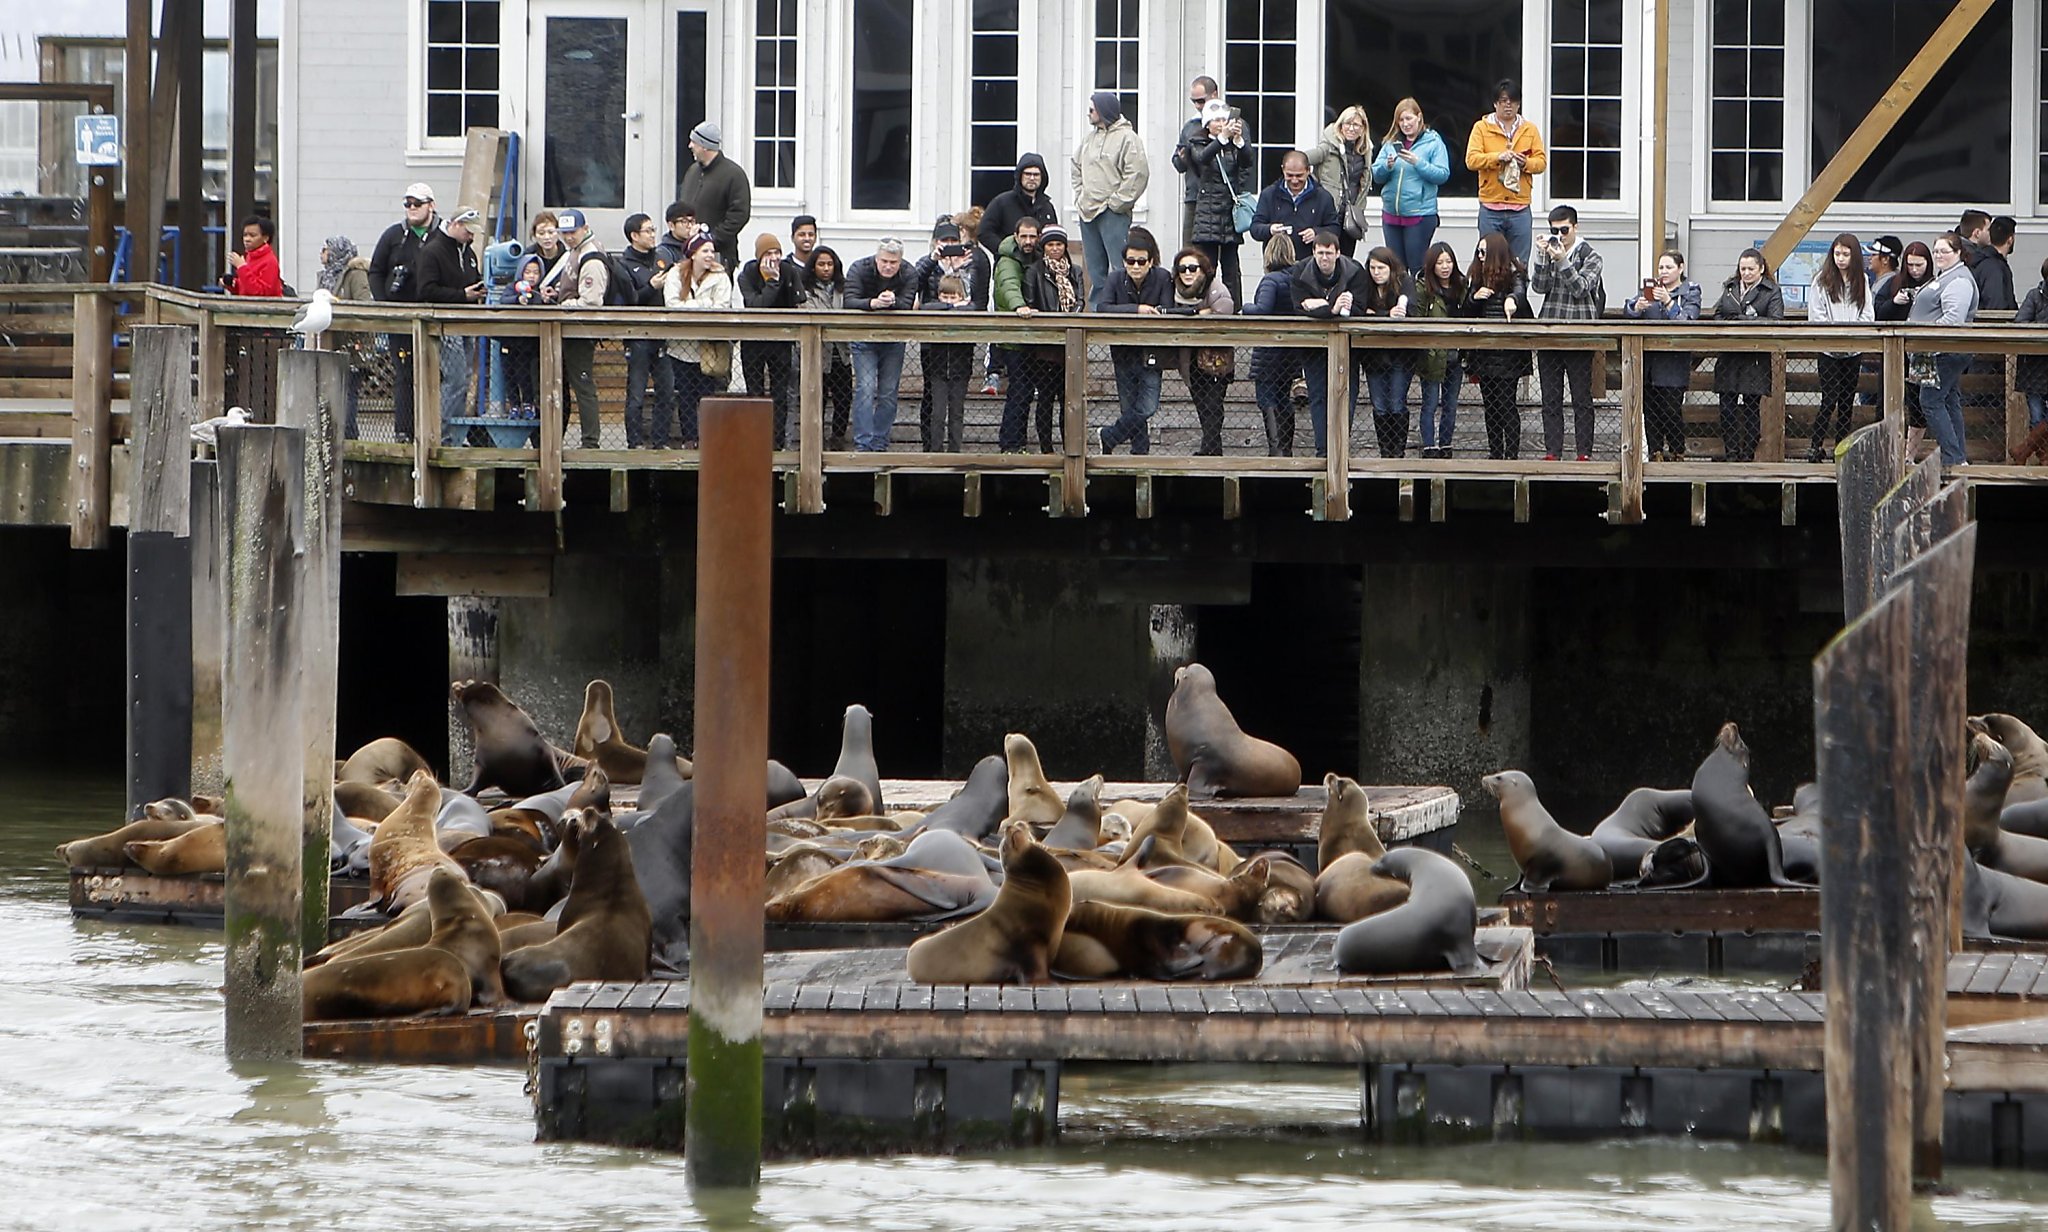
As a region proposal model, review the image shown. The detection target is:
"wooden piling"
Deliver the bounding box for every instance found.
[68,291,115,549]
[446,596,500,787]
[686,396,773,1188]
[217,423,308,1061]
[1813,583,1915,1229]
[189,459,225,796]
[276,352,345,952]
[1834,422,1900,618]
[125,326,196,817]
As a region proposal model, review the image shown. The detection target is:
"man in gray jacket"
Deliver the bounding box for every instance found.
[1530,203,1606,460]
[1073,91,1150,310]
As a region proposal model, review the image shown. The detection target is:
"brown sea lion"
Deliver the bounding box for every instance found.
[1483,770,1612,893]
[337,737,432,787]
[855,833,909,862]
[1966,734,2048,884]
[1315,851,1411,922]
[1043,776,1107,850]
[56,812,213,870]
[416,865,506,1007]
[448,834,546,910]
[1053,900,1263,981]
[767,776,876,824]
[1164,662,1302,798]
[498,917,557,954]
[451,680,574,798]
[832,703,884,814]
[1333,848,1480,975]
[124,820,227,876]
[311,883,510,968]
[1252,850,1317,923]
[570,679,679,786]
[1977,714,2048,808]
[1004,733,1064,827]
[1072,844,1271,921]
[335,781,404,824]
[906,821,1071,985]
[765,844,845,899]
[301,944,469,1022]
[369,770,468,913]
[765,831,995,924]
[1118,786,1203,868]
[1317,774,1385,870]
[500,808,653,1003]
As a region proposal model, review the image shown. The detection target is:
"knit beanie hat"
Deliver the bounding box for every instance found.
[757,233,784,258]
[1090,92,1122,125]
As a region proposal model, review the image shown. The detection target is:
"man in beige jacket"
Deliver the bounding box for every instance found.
[1072,91,1150,310]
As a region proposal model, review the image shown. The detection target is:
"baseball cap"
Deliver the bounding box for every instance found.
[555,209,589,232]
[1866,235,1902,261]
[447,207,482,227]
[403,182,436,203]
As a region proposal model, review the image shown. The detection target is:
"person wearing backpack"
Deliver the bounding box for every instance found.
[617,213,672,448]
[553,209,612,448]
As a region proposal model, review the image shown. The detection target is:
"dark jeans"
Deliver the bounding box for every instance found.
[1927,353,1971,466]
[1296,348,1332,456]
[918,342,973,450]
[1000,347,1059,452]
[564,338,600,447]
[383,332,416,441]
[1190,368,1230,455]
[1645,383,1686,456]
[624,339,674,449]
[1418,357,1460,451]
[742,340,794,448]
[1364,361,1412,458]
[1250,347,1299,455]
[824,356,853,446]
[1718,391,1761,461]
[929,374,968,451]
[1478,374,1521,459]
[1811,353,1862,458]
[1538,350,1595,458]
[671,357,715,446]
[1381,216,1439,277]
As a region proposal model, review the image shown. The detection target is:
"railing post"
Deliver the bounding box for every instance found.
[68,291,114,549]
[2006,352,2028,464]
[125,325,196,817]
[1881,333,1907,478]
[413,316,441,508]
[536,320,564,512]
[1618,334,1646,523]
[217,422,307,1062]
[1325,328,1351,520]
[1061,327,1088,517]
[275,351,345,953]
[686,395,773,1188]
[1760,345,1787,463]
[797,323,825,513]
[198,310,226,417]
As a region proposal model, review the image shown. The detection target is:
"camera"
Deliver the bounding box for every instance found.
[384,262,410,298]
[940,243,967,258]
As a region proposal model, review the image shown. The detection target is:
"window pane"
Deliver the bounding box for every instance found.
[465,1,498,43]
[1325,0,1522,198]
[1588,0,1622,36]
[973,80,1019,119]
[780,40,796,80]
[426,1,462,44]
[779,90,797,133]
[1812,0,2010,202]
[1552,99,1587,148]
[1711,0,1746,42]
[1749,48,1782,98]
[1551,151,1584,198]
[427,93,462,137]
[1225,42,1258,85]
[1587,48,1622,96]
[1710,151,1748,201]
[1748,153,1782,200]
[973,0,1020,29]
[851,0,914,209]
[1120,41,1139,82]
[466,95,499,129]
[1262,45,1294,90]
[1226,0,1260,41]
[1712,47,1746,98]
[1748,100,1782,150]
[1749,0,1784,45]
[427,47,463,90]
[973,34,1019,78]
[466,49,498,91]
[1712,99,1746,148]
[1552,46,1585,94]
[1553,0,1587,37]
[1587,100,1622,144]
[971,125,1014,167]
[1584,150,1621,200]
[542,16,628,208]
[1264,0,1296,38]
[677,12,708,178]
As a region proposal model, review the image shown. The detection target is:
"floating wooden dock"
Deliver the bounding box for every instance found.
[69,867,380,929]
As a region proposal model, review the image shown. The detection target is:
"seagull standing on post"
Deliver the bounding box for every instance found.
[290,288,335,350]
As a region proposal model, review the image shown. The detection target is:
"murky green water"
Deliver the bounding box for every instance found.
[6,768,2048,1230]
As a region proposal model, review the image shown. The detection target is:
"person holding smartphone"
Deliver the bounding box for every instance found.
[1623,250,1701,461]
[1465,79,1546,266]
[1530,204,1605,461]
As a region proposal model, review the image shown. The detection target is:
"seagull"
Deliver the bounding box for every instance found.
[290,288,334,350]
[191,407,249,457]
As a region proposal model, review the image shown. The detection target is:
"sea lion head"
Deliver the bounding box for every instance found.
[1182,918,1263,980]
[1368,848,1423,886]
[1069,775,1104,810]
[567,768,611,814]
[1980,714,2039,753]
[1256,882,1308,923]
[1639,836,1709,887]
[856,833,908,861]
[1481,770,1534,802]
[843,703,873,731]
[1967,714,1992,738]
[997,818,1064,888]
[1101,812,1134,843]
[814,776,875,821]
[1214,854,1272,918]
[1715,722,1749,766]
[143,798,198,822]
[1173,662,1217,694]
[1972,731,2014,776]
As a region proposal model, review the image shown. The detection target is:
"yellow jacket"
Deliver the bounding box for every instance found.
[1464,116,1548,207]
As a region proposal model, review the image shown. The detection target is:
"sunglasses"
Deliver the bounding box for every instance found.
[1176,263,1202,274]
[403,198,430,207]
[1124,256,1151,266]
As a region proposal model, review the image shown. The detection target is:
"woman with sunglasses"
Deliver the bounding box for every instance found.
[1460,233,1533,459]
[1165,247,1237,455]
[1095,228,1173,454]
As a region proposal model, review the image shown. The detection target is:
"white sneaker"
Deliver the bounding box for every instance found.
[1090,427,1106,454]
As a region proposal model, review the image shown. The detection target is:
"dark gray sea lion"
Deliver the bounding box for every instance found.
[1690,722,1809,888]
[1333,848,1479,975]
[1053,900,1263,981]
[333,781,403,824]
[1965,858,2048,942]
[1965,733,2048,884]
[1639,836,1710,888]
[1043,775,1107,850]
[451,680,573,798]
[1483,770,1611,892]
[434,789,494,850]
[638,735,690,811]
[833,704,884,814]
[1164,662,1302,798]
[1589,788,1695,881]
[906,821,1070,985]
[905,754,1009,842]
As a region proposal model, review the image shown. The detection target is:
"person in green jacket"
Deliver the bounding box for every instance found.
[992,217,1062,452]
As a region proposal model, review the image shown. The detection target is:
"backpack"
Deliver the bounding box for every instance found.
[579,249,643,307]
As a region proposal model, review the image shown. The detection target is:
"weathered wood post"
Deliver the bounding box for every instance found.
[447,597,501,787]
[217,423,307,1061]
[189,458,225,797]
[1813,582,1915,1230]
[125,325,196,817]
[686,395,773,1187]
[276,351,345,952]
[1834,422,1898,618]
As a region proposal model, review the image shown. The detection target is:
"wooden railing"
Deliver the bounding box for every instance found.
[7,283,2048,547]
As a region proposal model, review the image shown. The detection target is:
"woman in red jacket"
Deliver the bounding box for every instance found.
[222,215,285,297]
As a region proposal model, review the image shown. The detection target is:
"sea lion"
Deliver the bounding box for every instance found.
[337,737,431,787]
[501,808,654,1002]
[435,790,495,851]
[764,844,845,900]
[856,833,909,861]
[304,868,499,1020]
[833,704,884,814]
[1317,774,1385,870]
[1333,848,1479,975]
[417,865,505,1006]
[124,821,226,876]
[334,781,403,824]
[1589,788,1695,881]
[451,680,573,798]
[1043,776,1107,850]
[1314,851,1411,922]
[1965,857,2048,942]
[906,821,1070,985]
[1117,785,1238,873]
[1072,845,1271,920]
[449,834,546,909]
[1977,714,2048,808]
[1003,733,1064,827]
[766,830,998,924]
[1965,734,2048,884]
[906,754,1009,842]
[331,814,374,874]
[1690,723,1808,888]
[368,770,469,913]
[499,917,558,954]
[1639,836,1711,888]
[571,679,683,786]
[1251,850,1317,922]
[1164,662,1302,798]
[1483,770,1612,893]
[56,812,213,870]
[767,776,876,824]
[1053,900,1263,981]
[638,734,692,810]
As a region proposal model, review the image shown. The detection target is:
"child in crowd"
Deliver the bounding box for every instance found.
[501,254,548,418]
[924,273,975,451]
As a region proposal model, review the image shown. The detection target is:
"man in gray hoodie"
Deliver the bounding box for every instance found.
[1072,91,1150,310]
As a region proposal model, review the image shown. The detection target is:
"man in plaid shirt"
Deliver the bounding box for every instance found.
[1531,203,1606,460]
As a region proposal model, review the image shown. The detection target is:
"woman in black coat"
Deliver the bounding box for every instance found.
[1460,232,1533,459]
[1711,248,1785,461]
[1172,104,1250,307]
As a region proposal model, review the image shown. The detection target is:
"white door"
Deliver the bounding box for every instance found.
[657,2,723,216]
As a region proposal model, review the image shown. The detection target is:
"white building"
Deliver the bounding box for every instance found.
[278,0,2045,294]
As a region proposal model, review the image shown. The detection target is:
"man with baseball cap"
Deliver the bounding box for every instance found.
[365,182,439,440]
[548,208,609,448]
[678,120,752,274]
[416,207,487,444]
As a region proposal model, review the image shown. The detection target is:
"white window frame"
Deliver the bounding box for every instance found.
[962,0,1039,208]
[1092,0,1144,129]
[1700,0,1790,211]
[743,0,802,203]
[1543,0,1631,207]
[408,0,519,161]
[834,0,927,221]
[1216,0,1307,187]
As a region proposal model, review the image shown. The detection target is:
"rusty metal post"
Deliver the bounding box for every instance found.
[686,395,773,1188]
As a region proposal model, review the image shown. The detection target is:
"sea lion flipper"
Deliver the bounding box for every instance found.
[866,866,983,914]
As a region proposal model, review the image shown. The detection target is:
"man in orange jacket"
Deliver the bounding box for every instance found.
[222,215,285,297]
[1465,79,1547,267]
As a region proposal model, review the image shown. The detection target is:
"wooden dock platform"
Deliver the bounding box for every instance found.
[69,867,380,929]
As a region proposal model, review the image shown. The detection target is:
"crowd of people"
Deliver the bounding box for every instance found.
[227,84,2034,466]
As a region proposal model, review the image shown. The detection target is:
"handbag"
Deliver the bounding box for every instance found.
[1343,193,1371,241]
[1231,190,1258,236]
[700,339,733,383]
[1194,347,1233,378]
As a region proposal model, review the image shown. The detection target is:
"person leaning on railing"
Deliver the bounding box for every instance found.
[1459,232,1533,460]
[1711,248,1784,462]
[1803,232,1874,462]
[1622,249,1701,462]
[844,237,920,452]
[1875,240,1934,456]
[1410,241,1468,459]
[1243,233,1304,456]
[2013,257,2048,464]
[662,234,732,449]
[799,245,855,450]
[1909,231,1981,469]
[1094,227,1174,456]
[1287,233,1371,458]
[1355,246,1417,458]
[1164,247,1237,456]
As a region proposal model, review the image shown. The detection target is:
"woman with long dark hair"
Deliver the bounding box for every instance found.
[1877,240,1934,456]
[1356,246,1415,457]
[1411,241,1468,458]
[1165,246,1237,455]
[801,245,855,448]
[1711,248,1784,461]
[1804,232,1872,461]
[1460,232,1532,459]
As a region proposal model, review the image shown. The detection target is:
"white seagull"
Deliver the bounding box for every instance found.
[190,407,249,457]
[290,288,334,350]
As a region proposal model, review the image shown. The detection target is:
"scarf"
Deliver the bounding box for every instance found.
[318,235,357,293]
[1042,253,1078,313]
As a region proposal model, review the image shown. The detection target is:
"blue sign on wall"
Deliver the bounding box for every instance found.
[75,115,120,167]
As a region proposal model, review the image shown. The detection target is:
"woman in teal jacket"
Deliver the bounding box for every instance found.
[1371,97,1451,276]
